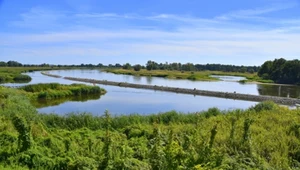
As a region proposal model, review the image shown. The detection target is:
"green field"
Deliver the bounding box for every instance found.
[104,68,265,82]
[0,67,65,83]
[0,87,300,169]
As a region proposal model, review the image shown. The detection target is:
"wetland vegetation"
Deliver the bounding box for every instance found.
[103,68,259,82]
[1,59,300,169]
[0,88,300,169]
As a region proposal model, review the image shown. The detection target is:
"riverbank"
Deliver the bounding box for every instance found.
[0,67,70,83]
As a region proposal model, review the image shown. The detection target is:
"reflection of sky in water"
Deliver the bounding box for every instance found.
[50,70,259,95]
[210,75,246,81]
[2,70,299,115]
[39,84,258,115]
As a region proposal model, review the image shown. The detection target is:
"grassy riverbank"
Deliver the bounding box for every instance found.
[0,67,67,83]
[104,68,260,82]
[0,88,300,169]
[19,83,106,100]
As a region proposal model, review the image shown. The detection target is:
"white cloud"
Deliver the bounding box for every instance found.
[2,4,300,65]
[216,2,298,21]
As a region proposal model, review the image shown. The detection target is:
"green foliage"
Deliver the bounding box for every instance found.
[0,66,66,83]
[249,101,278,112]
[1,91,300,169]
[12,115,32,152]
[258,58,300,84]
[133,64,142,71]
[122,63,132,70]
[19,83,106,101]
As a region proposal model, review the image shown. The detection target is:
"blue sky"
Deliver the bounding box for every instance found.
[1,0,300,66]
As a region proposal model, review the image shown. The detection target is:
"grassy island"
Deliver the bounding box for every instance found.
[0,87,300,169]
[19,83,106,100]
[104,68,261,82]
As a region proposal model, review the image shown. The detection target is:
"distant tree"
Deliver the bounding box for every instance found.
[41,63,49,67]
[7,60,22,67]
[146,60,158,71]
[97,63,104,67]
[122,63,132,70]
[133,64,142,71]
[115,63,122,68]
[0,61,7,67]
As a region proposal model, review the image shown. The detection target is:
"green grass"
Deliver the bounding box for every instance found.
[1,88,300,169]
[19,83,106,100]
[0,67,66,83]
[104,68,258,82]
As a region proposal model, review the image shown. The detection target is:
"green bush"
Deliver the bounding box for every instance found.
[249,101,278,112]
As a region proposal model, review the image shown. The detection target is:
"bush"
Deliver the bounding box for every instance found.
[249,101,277,112]
[134,64,142,71]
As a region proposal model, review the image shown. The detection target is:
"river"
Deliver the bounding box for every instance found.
[3,69,300,115]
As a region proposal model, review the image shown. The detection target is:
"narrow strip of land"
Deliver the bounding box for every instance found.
[41,72,300,105]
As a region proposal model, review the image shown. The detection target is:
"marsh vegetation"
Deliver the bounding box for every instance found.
[0,89,300,169]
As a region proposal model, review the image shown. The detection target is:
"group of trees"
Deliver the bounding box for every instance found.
[258,58,300,84]
[145,60,259,73]
[0,60,259,73]
[0,60,23,67]
[119,61,259,73]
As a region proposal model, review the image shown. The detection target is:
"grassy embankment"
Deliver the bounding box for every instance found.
[0,67,67,83]
[17,83,106,108]
[0,86,300,169]
[104,68,273,83]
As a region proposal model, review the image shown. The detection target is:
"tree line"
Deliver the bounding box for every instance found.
[258,58,300,84]
[0,60,259,73]
[124,60,259,73]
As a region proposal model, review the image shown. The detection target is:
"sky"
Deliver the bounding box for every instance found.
[0,0,300,66]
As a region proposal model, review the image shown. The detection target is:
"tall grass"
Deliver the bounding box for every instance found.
[1,88,300,169]
[104,68,260,82]
[20,83,106,100]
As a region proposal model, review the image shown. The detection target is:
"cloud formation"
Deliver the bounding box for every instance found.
[1,1,300,65]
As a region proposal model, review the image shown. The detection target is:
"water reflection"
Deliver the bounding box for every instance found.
[146,76,152,84]
[133,76,141,83]
[32,94,101,108]
[2,70,300,115]
[210,75,246,81]
[257,84,300,98]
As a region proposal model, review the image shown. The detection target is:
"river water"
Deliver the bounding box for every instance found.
[3,70,300,115]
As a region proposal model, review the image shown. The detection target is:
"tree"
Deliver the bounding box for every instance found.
[258,58,300,84]
[146,60,158,71]
[7,60,22,67]
[0,61,7,67]
[133,64,142,71]
[97,63,104,67]
[122,63,132,70]
[115,63,122,68]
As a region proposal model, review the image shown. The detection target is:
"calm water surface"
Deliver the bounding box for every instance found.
[3,70,300,115]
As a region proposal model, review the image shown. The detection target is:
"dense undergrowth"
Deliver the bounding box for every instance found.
[0,87,300,169]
